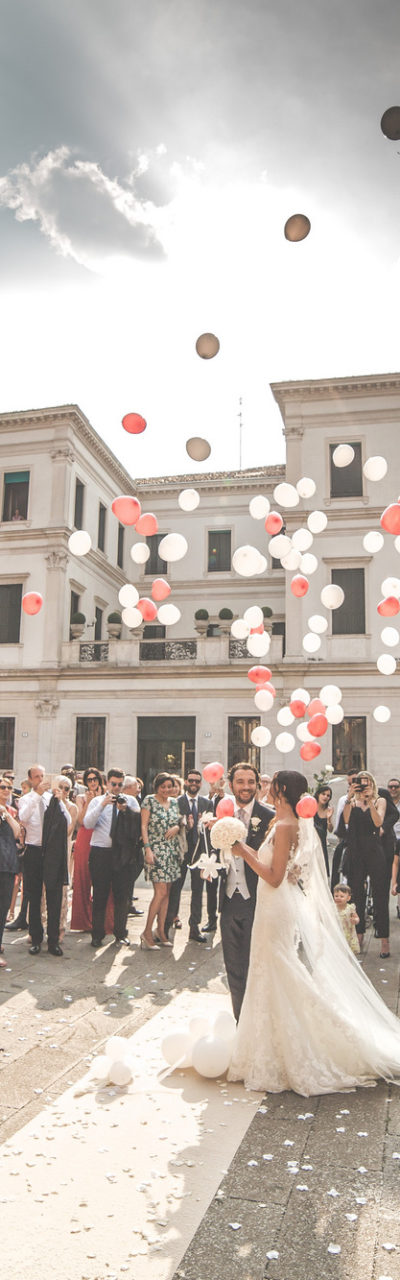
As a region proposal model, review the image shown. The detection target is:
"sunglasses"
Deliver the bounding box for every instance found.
[0,784,10,789]
[87,775,98,781]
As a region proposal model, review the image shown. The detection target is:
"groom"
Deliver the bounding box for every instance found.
[218,762,274,1021]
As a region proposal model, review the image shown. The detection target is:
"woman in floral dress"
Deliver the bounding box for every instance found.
[140,772,182,949]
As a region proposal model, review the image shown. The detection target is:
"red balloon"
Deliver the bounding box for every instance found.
[151,578,171,601]
[250,623,264,634]
[216,796,235,818]
[300,741,321,761]
[256,680,276,696]
[296,794,318,818]
[307,698,326,718]
[22,591,43,616]
[122,413,147,435]
[111,496,141,526]
[308,713,328,737]
[137,597,158,622]
[203,761,225,784]
[291,575,309,598]
[136,512,158,536]
[377,596,400,617]
[247,665,272,684]
[380,502,400,535]
[289,699,306,718]
[265,511,283,535]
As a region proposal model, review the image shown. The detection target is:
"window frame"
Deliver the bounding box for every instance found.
[0,717,15,770]
[0,583,23,644]
[117,523,125,570]
[227,715,261,771]
[207,528,232,574]
[332,716,367,773]
[2,471,30,523]
[74,478,85,529]
[75,716,106,771]
[328,440,363,500]
[98,502,107,553]
[144,533,167,576]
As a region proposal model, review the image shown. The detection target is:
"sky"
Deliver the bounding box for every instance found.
[1,0,400,479]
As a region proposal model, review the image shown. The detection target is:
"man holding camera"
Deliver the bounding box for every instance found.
[84,768,140,949]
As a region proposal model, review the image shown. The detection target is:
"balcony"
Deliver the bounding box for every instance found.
[61,632,284,668]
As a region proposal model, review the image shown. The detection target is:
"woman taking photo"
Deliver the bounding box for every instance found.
[70,768,114,935]
[140,772,182,949]
[339,771,389,957]
[0,778,21,968]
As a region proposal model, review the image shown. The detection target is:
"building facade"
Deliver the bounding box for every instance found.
[0,376,399,787]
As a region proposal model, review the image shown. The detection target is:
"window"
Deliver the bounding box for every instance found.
[74,479,84,528]
[117,523,124,569]
[70,591,80,620]
[228,716,260,770]
[98,503,106,552]
[0,718,15,770]
[332,716,366,773]
[2,472,29,522]
[137,715,195,794]
[145,534,165,576]
[0,585,22,643]
[94,607,103,641]
[331,568,365,634]
[329,442,363,498]
[272,620,286,656]
[140,623,166,660]
[75,717,106,770]
[208,530,231,572]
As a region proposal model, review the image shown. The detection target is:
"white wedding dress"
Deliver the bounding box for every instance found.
[228,818,400,1096]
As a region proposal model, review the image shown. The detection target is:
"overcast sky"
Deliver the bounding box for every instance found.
[1,0,399,477]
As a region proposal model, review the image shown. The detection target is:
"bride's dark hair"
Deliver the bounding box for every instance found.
[271,770,308,813]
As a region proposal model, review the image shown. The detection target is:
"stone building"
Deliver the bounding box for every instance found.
[0,374,399,787]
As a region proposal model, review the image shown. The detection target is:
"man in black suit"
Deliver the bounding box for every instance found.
[165,770,211,943]
[218,761,274,1020]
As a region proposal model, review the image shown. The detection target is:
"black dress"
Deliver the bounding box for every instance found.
[340,804,389,938]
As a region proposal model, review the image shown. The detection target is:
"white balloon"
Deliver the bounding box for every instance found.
[281,548,302,571]
[296,723,314,742]
[162,1030,192,1069]
[178,488,200,511]
[299,552,318,575]
[363,455,388,482]
[121,606,142,628]
[381,626,399,647]
[320,584,345,610]
[363,531,384,554]
[108,1059,133,1087]
[277,706,295,726]
[90,1054,112,1081]
[118,583,139,608]
[243,605,264,628]
[230,618,250,639]
[251,725,272,747]
[158,533,188,562]
[189,1016,210,1043]
[192,1034,231,1078]
[381,576,400,598]
[232,545,266,577]
[249,494,270,519]
[377,653,396,675]
[307,510,327,534]
[254,689,274,711]
[292,528,313,552]
[302,632,321,653]
[308,614,328,634]
[332,444,355,468]
[68,530,92,556]
[274,482,300,508]
[212,1010,236,1042]
[130,542,150,564]
[373,704,391,723]
[157,603,181,625]
[106,1035,128,1062]
[247,631,271,657]
[296,476,316,499]
[325,704,344,725]
[268,534,292,558]
[320,684,342,705]
[275,732,295,753]
[292,687,311,706]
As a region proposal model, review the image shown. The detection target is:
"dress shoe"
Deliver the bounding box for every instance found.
[48,945,63,956]
[115,937,131,946]
[189,931,208,944]
[202,921,217,932]
[6,919,28,931]
[29,944,41,955]
[90,938,104,948]
[127,907,144,916]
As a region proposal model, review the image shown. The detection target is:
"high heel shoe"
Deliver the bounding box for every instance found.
[140,934,160,950]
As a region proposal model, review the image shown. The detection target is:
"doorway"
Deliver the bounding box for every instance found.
[137,716,196,794]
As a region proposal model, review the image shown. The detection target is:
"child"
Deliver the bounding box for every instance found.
[333,883,360,954]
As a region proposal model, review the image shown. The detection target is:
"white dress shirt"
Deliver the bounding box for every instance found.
[84,793,140,847]
[225,799,256,900]
[18,789,70,845]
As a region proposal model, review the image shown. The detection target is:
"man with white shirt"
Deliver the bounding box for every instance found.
[84,767,140,948]
[219,762,274,1020]
[18,764,71,955]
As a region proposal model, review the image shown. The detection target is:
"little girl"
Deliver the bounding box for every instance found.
[333,883,360,954]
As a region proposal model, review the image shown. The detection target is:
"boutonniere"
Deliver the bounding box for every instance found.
[250,816,261,829]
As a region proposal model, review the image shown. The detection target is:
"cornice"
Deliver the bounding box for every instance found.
[0,404,136,496]
[271,373,400,411]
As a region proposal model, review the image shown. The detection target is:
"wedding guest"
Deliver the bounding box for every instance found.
[18,765,70,955]
[313,784,333,875]
[84,767,140,948]
[164,769,211,942]
[123,777,144,917]
[0,778,21,968]
[389,778,400,914]
[70,768,114,935]
[333,883,360,954]
[41,779,71,956]
[258,774,272,804]
[141,773,181,949]
[338,771,389,957]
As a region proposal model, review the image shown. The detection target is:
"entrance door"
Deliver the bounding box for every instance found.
[137,717,196,794]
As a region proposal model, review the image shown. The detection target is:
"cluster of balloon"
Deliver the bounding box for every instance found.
[122,413,147,435]
[112,495,141,526]
[22,591,43,615]
[89,1035,134,1088]
[380,106,400,140]
[284,214,311,242]
[161,1008,236,1080]
[178,488,200,511]
[186,437,211,462]
[195,333,220,359]
[202,761,225,784]
[296,794,318,818]
[68,530,92,556]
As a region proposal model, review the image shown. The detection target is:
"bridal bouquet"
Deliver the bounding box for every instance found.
[210,816,247,869]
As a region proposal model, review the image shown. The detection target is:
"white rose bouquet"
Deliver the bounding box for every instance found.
[210,816,247,869]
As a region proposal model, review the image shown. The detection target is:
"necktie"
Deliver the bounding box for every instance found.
[191,799,198,832]
[237,807,249,831]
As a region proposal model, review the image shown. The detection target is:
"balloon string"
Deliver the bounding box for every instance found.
[158,1053,188,1081]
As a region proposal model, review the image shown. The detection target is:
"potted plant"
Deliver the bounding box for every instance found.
[70,611,86,639]
[262,606,273,618]
[194,608,209,635]
[218,607,233,633]
[107,610,122,639]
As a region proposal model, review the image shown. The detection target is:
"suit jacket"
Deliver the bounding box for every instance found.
[178,793,210,862]
[218,798,274,910]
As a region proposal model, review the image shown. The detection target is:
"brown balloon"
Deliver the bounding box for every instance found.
[380,106,400,141]
[186,437,211,462]
[195,332,220,359]
[284,213,311,242]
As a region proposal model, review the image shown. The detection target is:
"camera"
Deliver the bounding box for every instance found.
[115,794,126,805]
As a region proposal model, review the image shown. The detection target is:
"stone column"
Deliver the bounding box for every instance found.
[42,550,69,667]
[34,696,60,770]
[49,445,75,528]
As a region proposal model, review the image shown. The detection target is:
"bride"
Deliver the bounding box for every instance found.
[227,769,400,1096]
